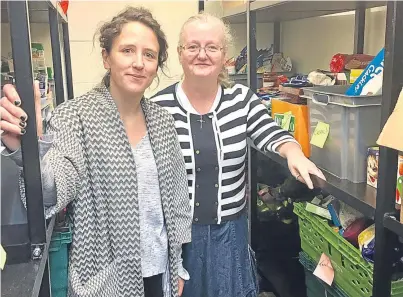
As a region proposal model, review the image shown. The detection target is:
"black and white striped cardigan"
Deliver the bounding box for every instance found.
[152,83,297,223]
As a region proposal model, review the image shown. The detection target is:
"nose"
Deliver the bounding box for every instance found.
[132,52,144,70]
[197,48,208,60]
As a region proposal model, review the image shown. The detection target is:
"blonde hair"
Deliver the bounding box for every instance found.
[178,12,234,88]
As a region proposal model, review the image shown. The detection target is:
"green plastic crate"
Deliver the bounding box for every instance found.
[49,224,72,297]
[294,203,403,297]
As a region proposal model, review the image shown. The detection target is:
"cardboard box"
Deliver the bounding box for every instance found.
[279,85,304,96]
[376,87,403,205]
[377,87,403,152]
[366,147,403,204]
[278,85,306,104]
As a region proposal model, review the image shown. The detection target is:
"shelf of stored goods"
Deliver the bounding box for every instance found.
[236,1,403,297]
[1,1,73,297]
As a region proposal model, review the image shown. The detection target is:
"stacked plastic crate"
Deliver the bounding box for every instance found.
[293,203,403,297]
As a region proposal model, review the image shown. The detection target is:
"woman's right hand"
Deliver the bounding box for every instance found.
[1,81,42,152]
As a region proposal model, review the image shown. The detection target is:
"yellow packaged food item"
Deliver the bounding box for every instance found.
[358,224,375,251]
[349,69,364,84]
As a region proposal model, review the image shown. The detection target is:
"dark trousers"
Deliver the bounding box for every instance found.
[144,274,163,297]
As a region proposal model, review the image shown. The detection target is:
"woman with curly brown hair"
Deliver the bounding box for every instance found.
[1,7,191,297]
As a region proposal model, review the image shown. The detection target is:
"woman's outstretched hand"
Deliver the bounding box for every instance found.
[1,81,42,151]
[277,142,326,189]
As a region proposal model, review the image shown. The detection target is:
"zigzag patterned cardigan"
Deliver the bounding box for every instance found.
[33,84,192,297]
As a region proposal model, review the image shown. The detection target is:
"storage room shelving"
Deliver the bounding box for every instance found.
[1,1,73,296]
[221,1,403,297]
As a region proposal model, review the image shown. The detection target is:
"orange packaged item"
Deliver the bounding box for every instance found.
[271,99,310,157]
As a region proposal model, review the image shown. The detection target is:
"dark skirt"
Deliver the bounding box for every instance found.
[182,213,259,297]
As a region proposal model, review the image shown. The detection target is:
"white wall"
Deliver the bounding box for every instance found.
[204,0,224,17]
[228,23,274,58]
[67,1,198,98]
[222,7,386,74]
[281,8,386,74]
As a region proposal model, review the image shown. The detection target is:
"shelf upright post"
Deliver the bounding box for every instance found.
[198,0,204,12]
[247,1,257,92]
[372,2,403,297]
[38,260,51,297]
[247,140,258,250]
[353,3,366,54]
[49,6,65,106]
[7,0,48,260]
[273,22,280,54]
[62,22,74,100]
[246,1,259,251]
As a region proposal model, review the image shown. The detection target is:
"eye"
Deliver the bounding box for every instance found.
[144,51,156,59]
[186,44,199,52]
[207,45,220,52]
[122,48,134,54]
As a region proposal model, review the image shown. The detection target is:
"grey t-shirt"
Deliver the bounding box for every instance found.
[132,134,168,277]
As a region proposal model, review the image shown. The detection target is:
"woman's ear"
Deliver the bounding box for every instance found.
[177,46,183,64]
[102,48,110,70]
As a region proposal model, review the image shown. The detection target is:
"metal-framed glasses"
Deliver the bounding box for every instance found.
[181,44,223,55]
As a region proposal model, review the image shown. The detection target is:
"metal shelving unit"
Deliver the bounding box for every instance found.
[248,140,377,218]
[223,1,386,24]
[1,217,55,297]
[1,1,73,296]
[222,1,403,296]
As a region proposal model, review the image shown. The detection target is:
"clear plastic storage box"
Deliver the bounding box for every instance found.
[301,85,382,183]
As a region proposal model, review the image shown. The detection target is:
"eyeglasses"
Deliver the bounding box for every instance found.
[180,44,223,55]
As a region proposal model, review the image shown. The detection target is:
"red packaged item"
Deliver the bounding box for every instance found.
[343,218,369,247]
[59,0,69,15]
[330,54,345,73]
[277,75,289,84]
[330,53,375,73]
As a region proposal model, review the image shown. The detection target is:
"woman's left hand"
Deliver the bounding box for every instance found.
[178,277,185,296]
[278,142,326,189]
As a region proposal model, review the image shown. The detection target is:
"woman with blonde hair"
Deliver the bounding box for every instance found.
[152,12,325,297]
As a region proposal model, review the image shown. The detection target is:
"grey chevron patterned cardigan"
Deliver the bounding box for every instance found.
[39,84,192,297]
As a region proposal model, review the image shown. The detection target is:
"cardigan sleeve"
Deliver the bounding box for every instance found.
[246,91,299,154]
[169,116,192,280]
[42,103,86,218]
[5,103,86,218]
[2,134,57,207]
[171,123,192,245]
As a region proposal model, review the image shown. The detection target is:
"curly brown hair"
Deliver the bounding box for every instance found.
[94,6,168,84]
